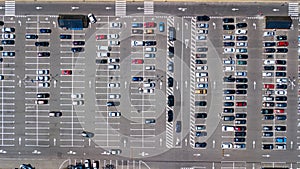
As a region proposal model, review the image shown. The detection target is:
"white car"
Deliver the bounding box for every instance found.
[2,27,15,33]
[224,48,235,53]
[110,22,122,28]
[108,34,119,39]
[264,60,275,65]
[263,96,274,101]
[196,77,208,82]
[71,93,83,99]
[88,13,97,23]
[276,144,286,150]
[38,82,50,88]
[108,112,121,117]
[36,76,50,81]
[224,96,234,100]
[197,29,208,34]
[35,100,48,104]
[196,66,208,70]
[145,66,155,70]
[196,72,208,77]
[109,149,122,155]
[263,31,275,37]
[97,52,109,57]
[222,126,235,132]
[197,35,206,40]
[221,142,233,149]
[223,35,234,40]
[108,83,120,88]
[2,34,15,39]
[276,78,287,84]
[36,69,49,75]
[235,72,247,76]
[262,72,273,77]
[109,41,120,45]
[143,88,154,93]
[108,94,121,99]
[276,90,287,95]
[235,29,247,34]
[224,66,234,72]
[223,60,235,64]
[131,40,144,46]
[237,42,248,47]
[72,100,84,105]
[109,58,120,63]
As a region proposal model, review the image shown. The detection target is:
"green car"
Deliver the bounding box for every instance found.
[237,60,247,65]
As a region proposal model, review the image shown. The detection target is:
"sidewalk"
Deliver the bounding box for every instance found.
[15,0,290,2]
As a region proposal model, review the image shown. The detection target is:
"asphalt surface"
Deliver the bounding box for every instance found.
[0,1,299,169]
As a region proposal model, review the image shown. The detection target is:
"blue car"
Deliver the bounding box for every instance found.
[40,29,51,33]
[131,23,143,28]
[275,137,286,143]
[60,34,72,39]
[132,77,143,81]
[159,22,165,32]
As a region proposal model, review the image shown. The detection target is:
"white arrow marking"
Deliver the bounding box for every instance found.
[19,137,21,145]
[262,154,270,157]
[185,81,187,88]
[253,141,255,149]
[54,138,56,146]
[232,8,239,11]
[213,140,215,148]
[176,81,179,90]
[213,22,216,29]
[185,138,188,146]
[177,23,180,31]
[252,163,255,169]
[125,81,127,88]
[213,81,216,89]
[88,139,91,146]
[18,80,21,87]
[224,154,230,157]
[137,7,144,10]
[253,81,256,90]
[89,80,91,88]
[124,139,127,147]
[18,20,21,26]
[54,80,57,88]
[160,81,162,89]
[159,138,162,146]
[253,23,256,29]
[291,141,293,149]
[193,153,201,156]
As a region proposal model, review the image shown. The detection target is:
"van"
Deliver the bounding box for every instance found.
[168,27,176,41]
[175,121,181,133]
[98,45,111,51]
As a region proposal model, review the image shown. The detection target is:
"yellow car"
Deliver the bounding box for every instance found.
[144,29,154,34]
[195,89,207,94]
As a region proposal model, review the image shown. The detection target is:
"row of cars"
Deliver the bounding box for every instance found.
[221,18,248,149]
[261,32,288,150]
[194,16,210,148]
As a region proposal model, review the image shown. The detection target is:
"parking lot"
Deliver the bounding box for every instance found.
[0,12,299,167]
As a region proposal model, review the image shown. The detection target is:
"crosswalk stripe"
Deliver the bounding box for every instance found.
[288,3,299,17]
[115,0,126,16]
[5,0,15,16]
[144,1,154,15]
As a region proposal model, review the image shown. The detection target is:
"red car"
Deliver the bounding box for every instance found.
[264,84,274,89]
[274,109,285,113]
[132,59,144,64]
[144,22,156,28]
[62,70,72,75]
[236,102,247,106]
[96,34,107,40]
[276,66,286,71]
[235,126,247,131]
[277,41,289,46]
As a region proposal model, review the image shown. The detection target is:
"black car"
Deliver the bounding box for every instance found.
[263,126,272,131]
[106,101,120,106]
[236,84,248,89]
[25,34,38,39]
[168,77,173,87]
[275,96,287,101]
[223,76,235,82]
[73,41,85,46]
[223,108,234,113]
[168,95,174,107]
[264,66,274,70]
[223,24,235,30]
[276,35,287,40]
[264,48,276,53]
[236,36,247,41]
[224,102,234,107]
[223,18,234,23]
[224,42,235,46]
[235,132,246,137]
[262,144,274,150]
[264,115,274,120]
[235,113,247,118]
[167,110,173,122]
[236,23,247,28]
[234,138,246,142]
[60,34,72,39]
[276,115,287,120]
[236,90,247,94]
[275,72,286,77]
[144,41,156,46]
[276,48,288,53]
[195,142,207,148]
[264,42,276,47]
[195,101,207,106]
[261,109,273,114]
[236,54,248,59]
[276,60,286,65]
[263,132,273,137]
[197,15,210,21]
[168,46,174,57]
[40,29,51,33]
[38,52,50,57]
[37,93,50,98]
[236,78,248,83]
[0,21,4,26]
[224,90,235,94]
[276,103,287,107]
[1,40,14,45]
[96,59,108,64]
[195,113,207,118]
[266,55,274,59]
[196,60,207,64]
[275,126,286,131]
[276,84,287,89]
[71,47,83,53]
[35,42,49,47]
